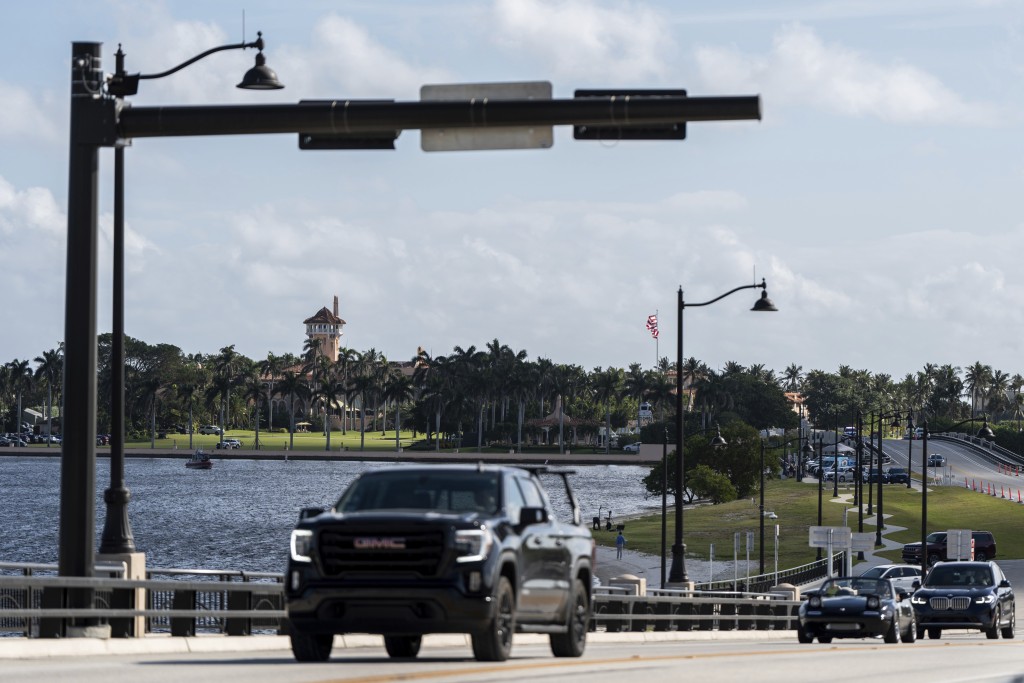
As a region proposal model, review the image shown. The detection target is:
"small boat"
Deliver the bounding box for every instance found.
[186,449,213,469]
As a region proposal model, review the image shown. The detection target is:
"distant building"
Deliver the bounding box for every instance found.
[303,295,346,362]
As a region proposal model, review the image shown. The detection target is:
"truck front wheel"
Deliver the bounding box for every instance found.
[472,576,515,662]
[290,632,333,662]
[550,578,589,657]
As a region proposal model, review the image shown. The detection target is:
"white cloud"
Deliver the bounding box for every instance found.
[492,0,673,82]
[0,82,59,142]
[0,178,64,238]
[273,15,453,99]
[695,23,999,124]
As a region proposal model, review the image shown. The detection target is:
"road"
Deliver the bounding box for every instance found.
[5,631,1024,683]
[878,437,1022,493]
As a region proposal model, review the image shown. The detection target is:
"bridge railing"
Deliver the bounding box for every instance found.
[2,560,820,639]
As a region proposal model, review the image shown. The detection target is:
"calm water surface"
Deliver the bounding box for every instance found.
[0,457,654,573]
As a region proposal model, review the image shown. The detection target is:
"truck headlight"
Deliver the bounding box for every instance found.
[291,529,314,562]
[455,529,492,563]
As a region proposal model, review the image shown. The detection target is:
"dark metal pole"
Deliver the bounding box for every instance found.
[60,41,105,628]
[906,409,914,489]
[875,418,884,546]
[98,136,136,554]
[118,96,762,139]
[669,287,688,584]
[833,411,839,498]
[759,440,765,574]
[855,411,864,560]
[797,404,804,482]
[661,428,668,588]
[816,436,823,560]
[867,412,874,515]
[921,420,929,567]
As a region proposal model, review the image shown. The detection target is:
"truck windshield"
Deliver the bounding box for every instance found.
[336,470,501,514]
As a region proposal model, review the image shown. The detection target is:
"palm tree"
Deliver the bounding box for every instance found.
[592,367,623,454]
[139,377,162,448]
[348,373,375,451]
[33,347,63,446]
[964,362,992,418]
[276,371,308,451]
[782,363,803,392]
[241,374,267,449]
[382,372,415,451]
[335,347,358,433]
[213,345,240,427]
[259,352,284,431]
[204,374,232,445]
[176,381,201,449]
[6,359,33,436]
[316,376,345,452]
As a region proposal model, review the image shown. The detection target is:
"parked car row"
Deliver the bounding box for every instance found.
[1,431,60,445]
[798,558,1014,644]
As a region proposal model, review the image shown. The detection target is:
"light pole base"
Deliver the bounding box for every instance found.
[667,542,689,585]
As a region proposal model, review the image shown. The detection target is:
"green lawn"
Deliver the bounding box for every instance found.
[115,428,580,453]
[595,479,1024,570]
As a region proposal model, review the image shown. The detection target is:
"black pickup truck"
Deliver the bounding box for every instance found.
[285,464,595,662]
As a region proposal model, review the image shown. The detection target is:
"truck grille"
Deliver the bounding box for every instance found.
[316,527,446,578]
[929,597,971,611]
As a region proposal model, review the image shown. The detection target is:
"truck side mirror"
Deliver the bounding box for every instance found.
[518,506,548,527]
[299,506,325,521]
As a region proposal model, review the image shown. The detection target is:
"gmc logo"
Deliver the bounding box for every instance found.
[353,537,406,550]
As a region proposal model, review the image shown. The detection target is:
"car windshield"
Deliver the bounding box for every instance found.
[926,565,993,587]
[858,567,886,579]
[818,578,891,598]
[336,470,502,514]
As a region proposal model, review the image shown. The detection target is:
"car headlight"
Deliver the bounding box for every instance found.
[808,596,821,609]
[455,528,493,563]
[911,595,927,604]
[866,596,880,610]
[290,529,313,562]
[975,594,996,604]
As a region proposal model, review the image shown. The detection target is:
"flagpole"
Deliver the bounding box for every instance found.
[655,308,659,367]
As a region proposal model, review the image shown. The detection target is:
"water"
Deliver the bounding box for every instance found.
[0,457,655,573]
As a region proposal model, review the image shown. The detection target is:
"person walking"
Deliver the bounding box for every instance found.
[615,531,627,560]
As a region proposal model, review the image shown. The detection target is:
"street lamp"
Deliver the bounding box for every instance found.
[662,424,726,586]
[919,415,994,566]
[98,37,283,558]
[872,411,903,546]
[669,279,776,586]
[759,435,802,574]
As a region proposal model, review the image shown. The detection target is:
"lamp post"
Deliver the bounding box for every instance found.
[905,410,915,489]
[759,436,802,574]
[816,434,824,559]
[669,280,777,586]
[919,415,994,566]
[60,36,760,633]
[871,410,903,546]
[99,39,280,557]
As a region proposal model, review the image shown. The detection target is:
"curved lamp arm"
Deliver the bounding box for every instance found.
[109,31,268,97]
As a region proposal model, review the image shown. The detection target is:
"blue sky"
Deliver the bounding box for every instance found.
[2,0,1023,380]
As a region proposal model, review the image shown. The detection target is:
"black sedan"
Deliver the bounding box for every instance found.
[911,560,1015,639]
[798,577,916,644]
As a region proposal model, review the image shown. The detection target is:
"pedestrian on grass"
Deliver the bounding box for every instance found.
[616,531,627,559]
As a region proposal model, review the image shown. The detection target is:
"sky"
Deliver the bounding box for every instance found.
[3,0,1024,382]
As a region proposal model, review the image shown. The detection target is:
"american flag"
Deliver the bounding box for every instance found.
[645,314,659,339]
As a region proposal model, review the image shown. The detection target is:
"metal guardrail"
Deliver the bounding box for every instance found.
[930,433,1024,468]
[694,552,845,594]
[0,565,284,638]
[592,587,800,632]
[2,559,818,639]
